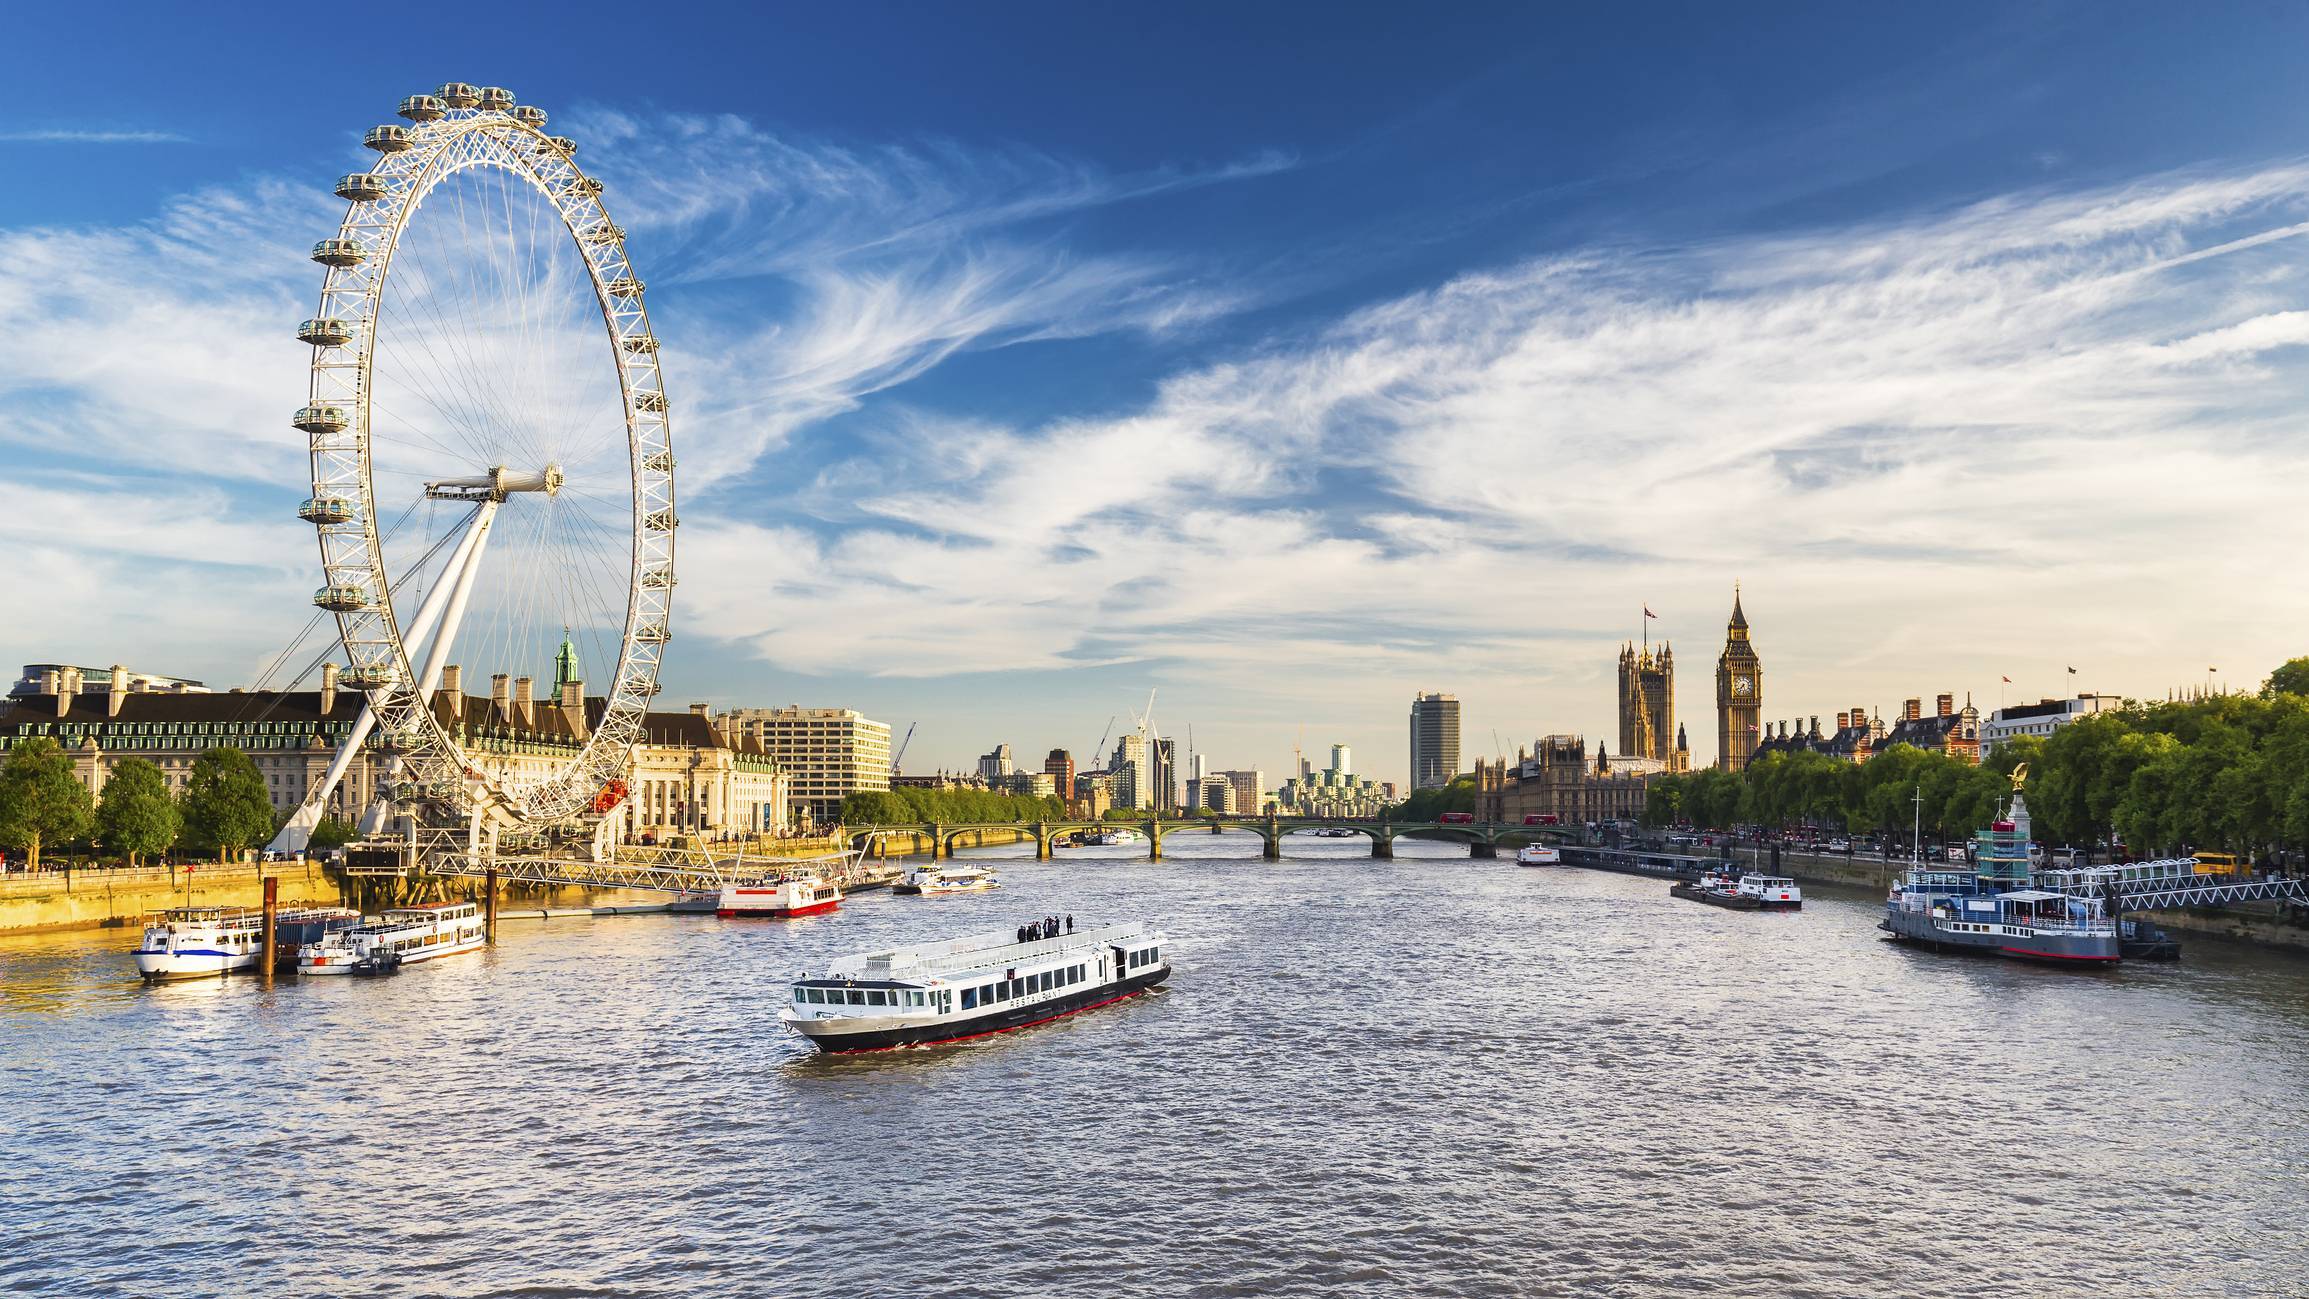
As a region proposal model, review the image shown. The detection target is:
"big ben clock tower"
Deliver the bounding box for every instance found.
[1715,587,1762,771]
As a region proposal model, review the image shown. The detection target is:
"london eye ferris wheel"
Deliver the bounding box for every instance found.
[284,82,675,852]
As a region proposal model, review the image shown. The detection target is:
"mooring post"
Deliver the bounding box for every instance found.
[485,866,499,942]
[260,875,279,981]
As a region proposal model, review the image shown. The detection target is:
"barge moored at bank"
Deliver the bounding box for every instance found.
[780,922,1170,1053]
[298,901,487,975]
[1881,776,2118,964]
[717,875,842,918]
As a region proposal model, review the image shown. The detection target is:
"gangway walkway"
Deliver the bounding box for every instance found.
[423,844,891,895]
[2112,874,2309,913]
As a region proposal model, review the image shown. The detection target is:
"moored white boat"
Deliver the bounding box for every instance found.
[1735,874,1802,909]
[894,863,1001,895]
[1516,844,1561,867]
[780,922,1170,1053]
[298,901,486,975]
[718,875,842,918]
[134,907,266,981]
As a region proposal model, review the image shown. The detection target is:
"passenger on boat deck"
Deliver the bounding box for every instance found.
[1065,915,1074,933]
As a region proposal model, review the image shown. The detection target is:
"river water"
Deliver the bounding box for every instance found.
[3,834,2307,1297]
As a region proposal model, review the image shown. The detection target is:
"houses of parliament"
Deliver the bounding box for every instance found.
[1618,590,1763,772]
[1475,591,1761,826]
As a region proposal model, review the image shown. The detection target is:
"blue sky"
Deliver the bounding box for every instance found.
[7,3,2309,786]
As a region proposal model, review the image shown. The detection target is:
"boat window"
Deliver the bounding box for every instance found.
[962,987,979,1009]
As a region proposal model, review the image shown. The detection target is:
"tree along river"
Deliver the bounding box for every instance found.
[2,834,2306,1297]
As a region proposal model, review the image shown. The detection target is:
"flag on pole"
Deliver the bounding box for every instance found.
[2066,666,2077,675]
[1643,606,1657,619]
[2001,675,2012,684]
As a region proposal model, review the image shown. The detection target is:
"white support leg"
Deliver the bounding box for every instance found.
[270,502,501,853]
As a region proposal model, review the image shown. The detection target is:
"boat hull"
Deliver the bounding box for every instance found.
[1880,909,2119,963]
[792,966,1170,1054]
[1669,883,1760,910]
[134,949,261,981]
[718,899,840,918]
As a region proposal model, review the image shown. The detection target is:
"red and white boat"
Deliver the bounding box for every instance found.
[717,875,843,918]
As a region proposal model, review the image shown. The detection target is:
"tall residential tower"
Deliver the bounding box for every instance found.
[1409,691,1462,790]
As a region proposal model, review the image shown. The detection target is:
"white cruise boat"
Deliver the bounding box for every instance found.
[298,901,486,975]
[717,875,842,918]
[134,907,267,981]
[894,863,1001,895]
[1086,829,1144,846]
[780,922,1170,1053]
[1734,874,1803,909]
[1516,844,1562,867]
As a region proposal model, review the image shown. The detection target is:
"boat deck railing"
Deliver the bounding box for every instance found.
[830,922,1152,980]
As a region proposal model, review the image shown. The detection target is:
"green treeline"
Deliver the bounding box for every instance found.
[841,788,1069,824]
[1386,775,1479,822]
[0,742,312,867]
[1645,657,2309,857]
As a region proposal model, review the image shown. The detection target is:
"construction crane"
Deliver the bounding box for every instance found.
[890,722,916,776]
[1091,714,1116,768]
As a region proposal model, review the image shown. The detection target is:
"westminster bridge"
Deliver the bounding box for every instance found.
[846,815,1587,862]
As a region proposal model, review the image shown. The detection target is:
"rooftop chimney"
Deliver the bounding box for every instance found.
[1836,711,1850,730]
[1809,715,1821,739]
[1904,698,1922,722]
[55,667,79,717]
[491,672,510,721]
[1937,693,1953,717]
[689,701,710,717]
[107,664,128,718]
[513,676,534,728]
[320,662,339,717]
[441,664,462,700]
[560,679,587,741]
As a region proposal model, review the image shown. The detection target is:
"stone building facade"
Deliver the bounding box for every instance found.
[0,663,789,845]
[1475,736,1660,826]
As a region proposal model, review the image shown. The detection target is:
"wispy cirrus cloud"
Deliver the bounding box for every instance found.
[677,162,2309,760]
[0,129,190,144]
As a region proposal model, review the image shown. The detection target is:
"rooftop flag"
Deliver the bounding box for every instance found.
[1643,606,1657,619]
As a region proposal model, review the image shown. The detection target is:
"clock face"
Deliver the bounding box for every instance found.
[1732,675,1754,697]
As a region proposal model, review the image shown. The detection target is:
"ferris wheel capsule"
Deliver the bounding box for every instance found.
[294,404,350,434]
[311,239,366,267]
[335,173,388,203]
[298,496,357,526]
[511,105,547,128]
[623,334,658,355]
[546,135,577,155]
[437,82,480,108]
[338,664,394,690]
[632,391,666,413]
[398,95,445,122]
[297,318,353,347]
[313,585,372,613]
[476,86,515,111]
[364,125,413,153]
[605,276,643,298]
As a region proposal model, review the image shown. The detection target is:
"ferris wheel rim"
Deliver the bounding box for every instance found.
[298,87,677,829]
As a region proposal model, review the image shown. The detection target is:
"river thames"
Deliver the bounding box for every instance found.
[4,836,2306,1297]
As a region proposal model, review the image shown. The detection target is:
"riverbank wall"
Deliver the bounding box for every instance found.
[0,834,867,935]
[0,862,345,936]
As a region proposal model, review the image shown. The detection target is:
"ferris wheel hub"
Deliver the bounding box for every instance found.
[423,464,564,502]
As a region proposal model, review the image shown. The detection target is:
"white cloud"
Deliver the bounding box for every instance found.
[677,162,2309,772]
[0,130,190,144]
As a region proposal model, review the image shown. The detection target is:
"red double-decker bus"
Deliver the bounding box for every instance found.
[1438,812,1475,824]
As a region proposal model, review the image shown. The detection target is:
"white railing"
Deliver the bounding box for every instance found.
[829,923,1151,980]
